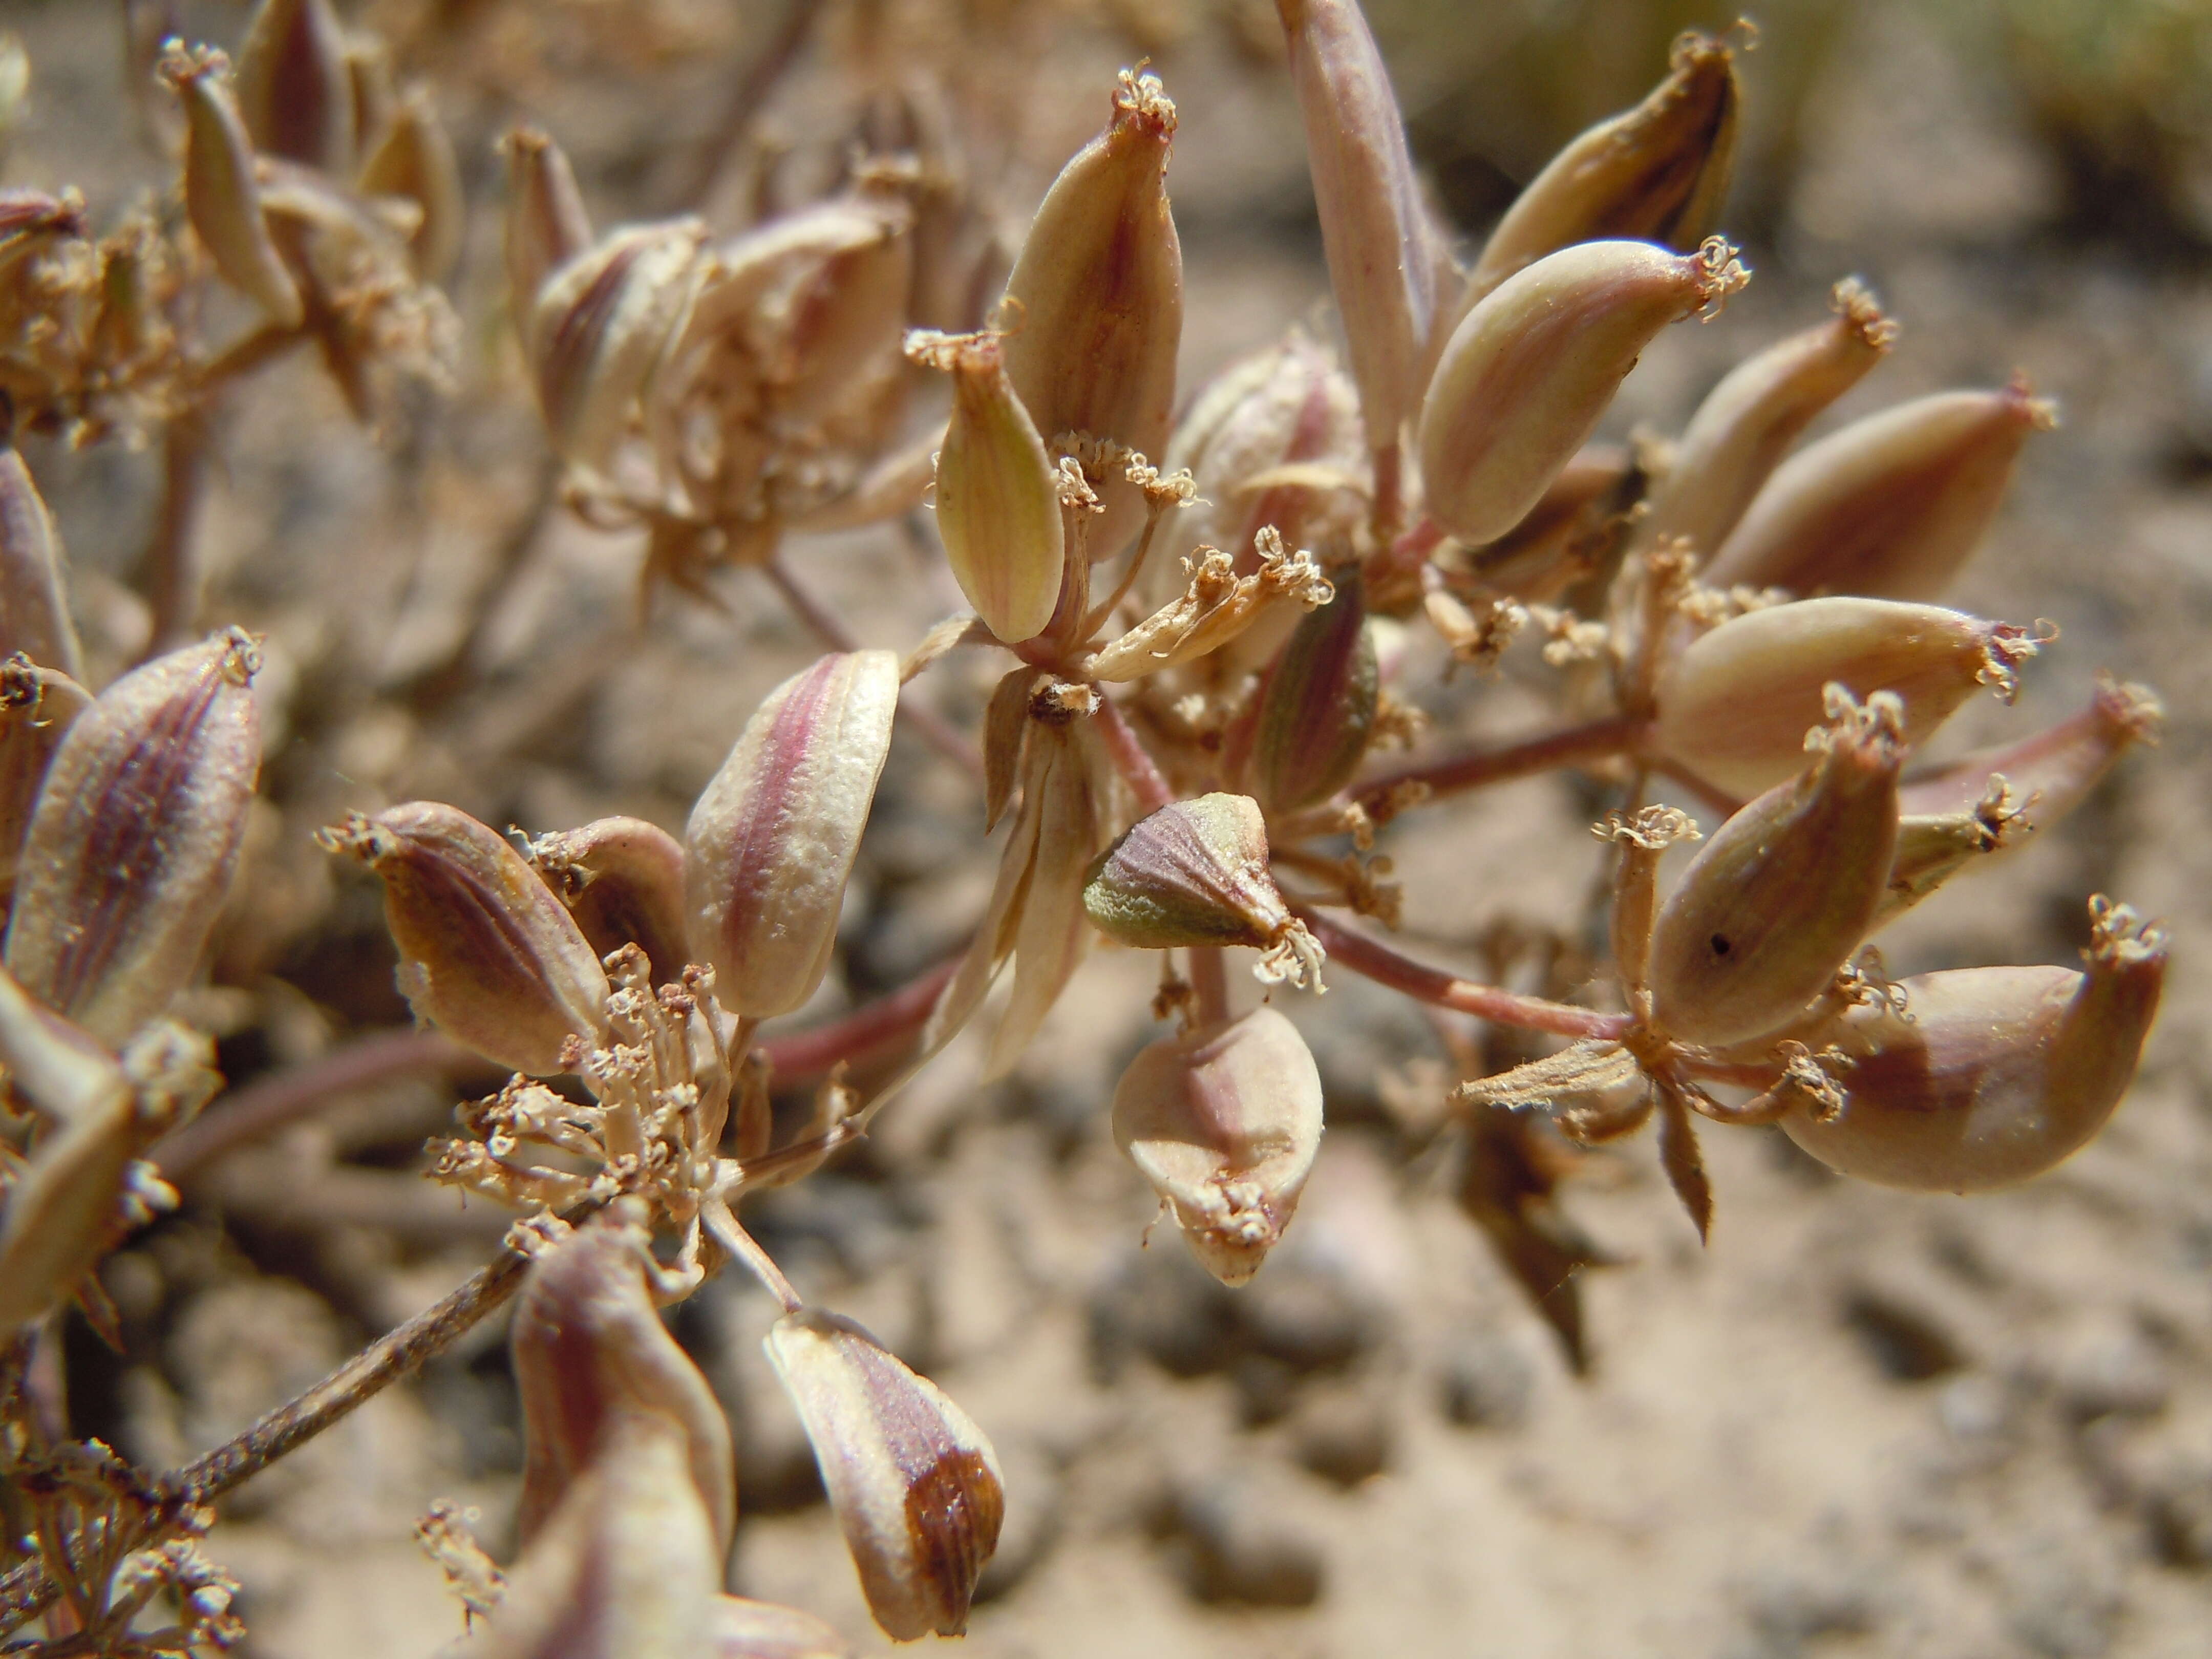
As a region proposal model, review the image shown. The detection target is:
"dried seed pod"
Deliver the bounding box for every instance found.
[1277,0,1457,450]
[0,656,89,895]
[0,445,82,680]
[511,1209,736,1554]
[906,329,1064,643]
[1418,238,1747,546]
[233,0,353,174]
[1638,278,1896,560]
[778,177,915,424]
[1648,689,1903,1047]
[1655,597,2043,799]
[1873,786,2027,930]
[502,125,592,328]
[1703,380,2054,600]
[685,651,899,1019]
[1462,29,1741,315]
[161,45,304,329]
[1000,70,1182,557]
[320,801,610,1074]
[529,220,706,475]
[1112,1005,1325,1285]
[1780,898,2166,1191]
[356,87,464,283]
[765,1307,1005,1640]
[7,631,261,1046]
[1899,674,2161,820]
[1250,571,1375,813]
[528,816,691,987]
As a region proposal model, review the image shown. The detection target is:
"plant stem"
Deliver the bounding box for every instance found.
[1296,906,1628,1040]
[703,1201,802,1313]
[757,954,961,1079]
[140,411,210,661]
[1188,946,1229,1025]
[1351,713,1647,816]
[1094,691,1173,811]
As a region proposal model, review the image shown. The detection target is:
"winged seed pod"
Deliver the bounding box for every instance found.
[527,816,691,987]
[502,126,593,329]
[319,801,610,1074]
[1898,673,2162,820]
[1418,238,1748,546]
[1250,570,1376,813]
[0,444,83,679]
[233,0,353,175]
[6,630,261,1047]
[1648,688,1903,1048]
[906,328,1064,642]
[1000,70,1182,558]
[0,656,89,895]
[529,219,705,476]
[765,1307,1005,1640]
[1276,0,1457,453]
[509,1208,736,1553]
[1112,1005,1325,1286]
[161,45,304,329]
[1461,29,1741,316]
[1780,898,2166,1192]
[1637,278,1896,560]
[356,88,464,283]
[1703,379,2054,599]
[1654,597,2042,799]
[685,650,899,1019]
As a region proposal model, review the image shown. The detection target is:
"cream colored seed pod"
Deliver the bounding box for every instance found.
[1418,238,1746,547]
[357,88,464,283]
[1655,596,2039,800]
[163,45,305,329]
[502,125,592,329]
[0,444,83,680]
[1781,899,2166,1192]
[1703,380,2052,600]
[1648,689,1902,1048]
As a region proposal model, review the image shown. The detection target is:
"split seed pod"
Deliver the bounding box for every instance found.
[0,657,89,897]
[528,816,691,987]
[1781,898,2166,1192]
[685,651,899,1019]
[1655,597,2041,799]
[7,630,261,1046]
[162,46,304,329]
[320,801,610,1074]
[1000,70,1182,557]
[1418,238,1747,546]
[907,329,1064,642]
[233,0,353,175]
[0,445,82,680]
[1648,689,1903,1047]
[1112,1005,1325,1286]
[1277,0,1457,450]
[1703,380,2053,600]
[510,1209,736,1554]
[1637,278,1896,560]
[1462,29,1741,316]
[356,88,464,283]
[1249,571,1375,813]
[502,126,592,328]
[765,1307,1004,1640]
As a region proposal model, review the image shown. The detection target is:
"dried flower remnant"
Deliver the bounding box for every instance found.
[160,44,304,329]
[1703,378,2055,600]
[0,443,82,680]
[766,1307,1005,1640]
[528,816,691,988]
[6,630,261,1047]
[1000,69,1182,557]
[907,328,1065,642]
[1418,238,1748,546]
[1779,898,2167,1191]
[320,801,611,1074]
[1113,1005,1326,1285]
[1088,527,1333,682]
[685,650,899,1019]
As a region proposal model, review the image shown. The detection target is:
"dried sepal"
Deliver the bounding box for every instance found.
[320,800,610,1074]
[1455,1101,1620,1373]
[356,87,464,283]
[233,0,353,174]
[1899,672,2162,820]
[1088,528,1332,682]
[1653,1079,1714,1242]
[0,655,88,896]
[1456,1039,1641,1112]
[1647,688,1903,1047]
[1655,596,2045,799]
[1276,0,1458,450]
[684,650,899,1019]
[159,44,304,329]
[1418,238,1748,545]
[1082,794,1324,989]
[510,1207,736,1554]
[0,444,82,680]
[906,328,1064,643]
[1000,70,1183,557]
[981,666,1033,832]
[527,816,691,988]
[1113,1005,1326,1286]
[1250,570,1376,814]
[7,630,261,1046]
[1704,379,2055,600]
[502,125,592,328]
[1779,898,2167,1192]
[765,1307,1005,1640]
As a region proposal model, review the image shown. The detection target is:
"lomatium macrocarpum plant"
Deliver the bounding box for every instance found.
[0,0,2178,1652]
